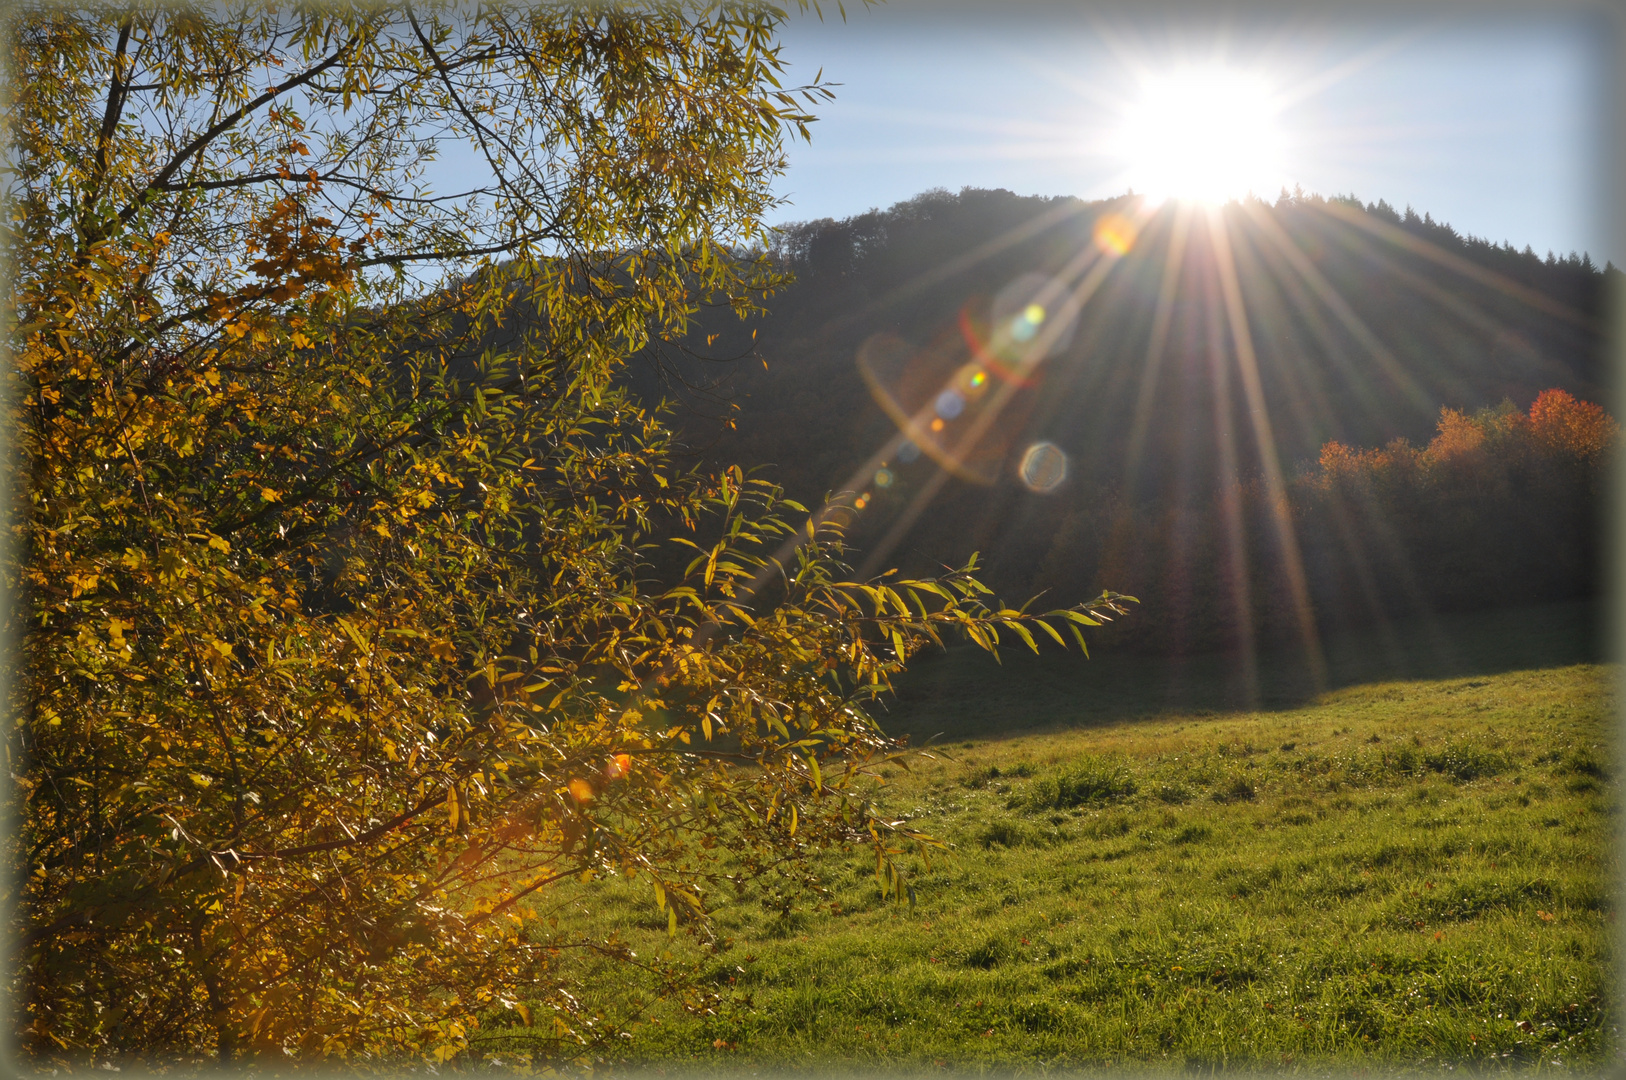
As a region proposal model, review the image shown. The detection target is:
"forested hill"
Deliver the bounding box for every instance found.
[640,187,1614,637]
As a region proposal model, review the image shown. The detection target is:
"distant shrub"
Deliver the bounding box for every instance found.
[1022,757,1137,809]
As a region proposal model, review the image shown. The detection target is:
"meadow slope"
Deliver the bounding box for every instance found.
[489,608,1616,1075]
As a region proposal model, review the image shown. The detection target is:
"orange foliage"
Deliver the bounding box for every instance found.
[1528,388,1619,460]
[1315,389,1615,484]
[1426,408,1491,460]
[1316,437,1418,479]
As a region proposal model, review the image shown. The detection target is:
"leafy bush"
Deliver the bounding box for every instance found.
[14,9,1139,1066]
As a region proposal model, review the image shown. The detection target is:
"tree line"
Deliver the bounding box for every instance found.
[1034,388,1615,657]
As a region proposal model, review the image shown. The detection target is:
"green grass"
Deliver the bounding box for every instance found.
[484,605,1616,1074]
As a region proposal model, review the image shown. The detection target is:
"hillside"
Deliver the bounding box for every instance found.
[637,188,1614,653]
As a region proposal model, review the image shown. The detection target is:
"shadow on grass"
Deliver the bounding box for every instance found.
[881,598,1606,744]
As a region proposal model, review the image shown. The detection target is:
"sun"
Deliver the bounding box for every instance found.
[1111,64,1286,206]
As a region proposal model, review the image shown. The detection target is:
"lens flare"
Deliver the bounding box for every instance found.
[990,273,1078,366]
[1093,212,1139,256]
[958,310,1038,388]
[854,267,1084,489]
[874,467,894,488]
[1018,441,1068,493]
[1010,303,1046,342]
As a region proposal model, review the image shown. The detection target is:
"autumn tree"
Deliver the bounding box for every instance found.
[7,4,1126,1069]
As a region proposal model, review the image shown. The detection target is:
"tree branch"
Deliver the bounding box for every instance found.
[117,35,360,225]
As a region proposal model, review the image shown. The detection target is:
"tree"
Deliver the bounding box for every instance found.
[8,4,1126,1068]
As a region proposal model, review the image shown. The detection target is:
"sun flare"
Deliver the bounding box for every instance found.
[1112,64,1285,206]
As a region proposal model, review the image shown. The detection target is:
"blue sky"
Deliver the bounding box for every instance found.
[768,3,1615,265]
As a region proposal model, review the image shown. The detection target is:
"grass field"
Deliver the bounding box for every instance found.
[488,603,1618,1074]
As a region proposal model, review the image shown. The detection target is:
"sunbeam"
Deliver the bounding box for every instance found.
[1305,209,1586,409]
[1200,253,1260,702]
[1314,199,1596,329]
[852,200,1161,578]
[1206,205,1328,692]
[1122,201,1193,491]
[1241,200,1434,414]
